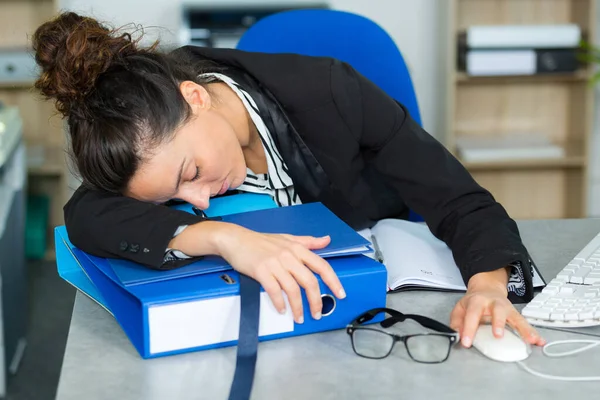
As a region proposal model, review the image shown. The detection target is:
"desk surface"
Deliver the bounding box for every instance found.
[56,219,600,400]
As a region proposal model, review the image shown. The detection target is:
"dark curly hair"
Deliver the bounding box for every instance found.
[32,12,217,193]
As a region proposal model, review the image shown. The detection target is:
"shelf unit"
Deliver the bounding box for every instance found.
[1,0,65,260]
[445,0,596,220]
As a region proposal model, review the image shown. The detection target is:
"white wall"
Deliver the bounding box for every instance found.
[587,3,600,217]
[330,0,444,137]
[58,0,445,138]
[59,0,182,46]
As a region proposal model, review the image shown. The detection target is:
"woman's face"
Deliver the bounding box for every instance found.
[125,82,248,209]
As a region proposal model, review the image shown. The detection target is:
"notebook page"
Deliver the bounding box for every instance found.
[356,229,376,260]
[371,219,466,291]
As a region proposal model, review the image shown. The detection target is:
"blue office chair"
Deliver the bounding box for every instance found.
[236,9,424,221]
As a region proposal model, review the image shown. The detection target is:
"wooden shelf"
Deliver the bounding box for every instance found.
[456,70,591,84]
[457,140,587,170]
[0,81,35,90]
[462,156,586,171]
[27,145,66,177]
[445,0,595,220]
[28,164,64,177]
[1,0,64,260]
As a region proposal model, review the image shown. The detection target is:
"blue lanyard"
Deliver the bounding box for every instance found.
[228,273,261,400]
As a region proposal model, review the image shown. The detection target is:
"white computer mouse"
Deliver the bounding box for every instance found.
[471,323,532,362]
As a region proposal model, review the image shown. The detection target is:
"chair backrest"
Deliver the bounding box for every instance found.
[236,8,422,126]
[236,8,424,222]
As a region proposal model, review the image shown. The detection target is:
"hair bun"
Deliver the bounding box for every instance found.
[33,12,138,117]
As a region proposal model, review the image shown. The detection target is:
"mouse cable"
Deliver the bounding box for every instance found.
[516,339,600,381]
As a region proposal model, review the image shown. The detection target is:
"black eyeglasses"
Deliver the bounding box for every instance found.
[346,307,460,363]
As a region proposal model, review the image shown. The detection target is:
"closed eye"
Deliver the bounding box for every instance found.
[190,166,201,182]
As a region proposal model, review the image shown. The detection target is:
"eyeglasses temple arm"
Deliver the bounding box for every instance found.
[349,307,405,326]
[381,314,456,334]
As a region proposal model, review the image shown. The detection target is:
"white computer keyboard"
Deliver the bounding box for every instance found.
[522,232,600,327]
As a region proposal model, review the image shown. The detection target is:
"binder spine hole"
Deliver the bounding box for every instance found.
[220,274,236,284]
[320,294,336,317]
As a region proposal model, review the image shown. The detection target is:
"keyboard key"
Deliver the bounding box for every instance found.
[584,273,600,285]
[556,272,572,281]
[542,286,560,295]
[560,286,576,294]
[570,267,592,284]
[522,307,553,320]
[532,293,552,302]
[527,301,543,308]
[585,260,600,267]
[565,312,580,321]
[550,313,565,321]
[573,235,600,261]
[580,309,596,319]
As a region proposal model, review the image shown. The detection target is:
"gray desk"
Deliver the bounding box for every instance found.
[57,219,600,400]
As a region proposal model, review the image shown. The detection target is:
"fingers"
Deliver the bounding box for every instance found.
[286,258,323,320]
[281,234,331,250]
[278,234,345,298]
[490,302,508,338]
[460,300,485,348]
[295,245,346,299]
[270,263,305,324]
[257,269,287,316]
[449,302,466,336]
[268,248,346,324]
[507,309,546,346]
[249,233,344,326]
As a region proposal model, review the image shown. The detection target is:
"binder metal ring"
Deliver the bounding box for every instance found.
[320,294,336,317]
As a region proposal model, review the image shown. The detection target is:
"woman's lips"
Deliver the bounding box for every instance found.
[218,179,229,195]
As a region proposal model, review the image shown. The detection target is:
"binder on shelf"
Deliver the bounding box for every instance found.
[458,48,579,77]
[455,134,565,163]
[464,24,581,49]
[54,226,387,359]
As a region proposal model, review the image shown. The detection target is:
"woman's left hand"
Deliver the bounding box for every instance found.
[449,268,546,348]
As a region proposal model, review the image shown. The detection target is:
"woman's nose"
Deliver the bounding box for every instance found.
[179,186,210,210]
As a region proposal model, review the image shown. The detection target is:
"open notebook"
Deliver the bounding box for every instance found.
[358,219,546,292]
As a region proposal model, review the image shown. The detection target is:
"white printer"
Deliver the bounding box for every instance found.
[0,105,27,399]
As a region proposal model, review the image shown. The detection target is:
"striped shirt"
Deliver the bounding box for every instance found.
[162,75,532,300]
[164,73,300,262]
[201,73,301,207]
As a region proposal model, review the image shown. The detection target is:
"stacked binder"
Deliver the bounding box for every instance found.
[55,195,388,359]
[458,24,582,76]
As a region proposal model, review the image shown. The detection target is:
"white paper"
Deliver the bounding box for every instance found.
[368,219,545,291]
[148,292,293,355]
[372,219,466,291]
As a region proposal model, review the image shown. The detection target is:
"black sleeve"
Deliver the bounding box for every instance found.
[63,185,206,270]
[330,60,534,302]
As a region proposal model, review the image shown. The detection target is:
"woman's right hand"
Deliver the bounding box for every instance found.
[213,223,346,324]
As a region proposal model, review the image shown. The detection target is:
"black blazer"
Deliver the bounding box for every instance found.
[64,46,533,296]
